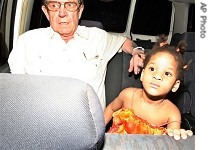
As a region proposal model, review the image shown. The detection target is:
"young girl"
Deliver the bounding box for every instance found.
[104,37,193,140]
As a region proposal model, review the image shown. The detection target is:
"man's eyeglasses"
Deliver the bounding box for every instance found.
[45,1,81,12]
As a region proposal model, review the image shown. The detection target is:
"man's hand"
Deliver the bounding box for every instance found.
[166,128,193,140]
[128,51,145,74]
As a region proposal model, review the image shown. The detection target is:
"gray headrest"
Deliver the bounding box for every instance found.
[0,73,105,149]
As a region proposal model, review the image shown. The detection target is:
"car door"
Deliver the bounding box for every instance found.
[0,0,34,72]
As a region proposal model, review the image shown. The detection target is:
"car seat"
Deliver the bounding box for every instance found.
[169,32,195,117]
[80,20,104,29]
[0,73,105,149]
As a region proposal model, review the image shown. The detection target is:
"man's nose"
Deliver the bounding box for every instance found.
[58,5,67,17]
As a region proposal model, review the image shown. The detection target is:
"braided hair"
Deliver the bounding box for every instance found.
[143,34,191,81]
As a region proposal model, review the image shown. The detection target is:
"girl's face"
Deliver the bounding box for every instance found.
[141,52,180,97]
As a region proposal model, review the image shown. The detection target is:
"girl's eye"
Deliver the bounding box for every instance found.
[165,72,172,77]
[149,67,155,71]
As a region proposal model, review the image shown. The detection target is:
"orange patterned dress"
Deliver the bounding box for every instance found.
[108,107,166,134]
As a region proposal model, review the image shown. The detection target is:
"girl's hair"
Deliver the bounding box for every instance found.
[143,35,190,81]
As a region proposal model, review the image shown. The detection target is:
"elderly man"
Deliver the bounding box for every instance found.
[8,0,144,109]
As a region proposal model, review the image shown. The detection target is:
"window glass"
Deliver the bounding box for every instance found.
[81,0,131,32]
[30,0,49,30]
[131,0,172,36]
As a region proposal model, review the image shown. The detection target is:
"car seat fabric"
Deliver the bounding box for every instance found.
[169,32,195,117]
[170,33,182,47]
[105,52,142,107]
[122,52,142,90]
[105,52,123,106]
[0,73,105,150]
[103,133,195,149]
[80,20,104,29]
[180,32,195,116]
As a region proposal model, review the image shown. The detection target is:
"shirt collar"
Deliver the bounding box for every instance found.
[74,26,89,40]
[48,26,88,40]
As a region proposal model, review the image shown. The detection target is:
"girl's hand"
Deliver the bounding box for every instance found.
[166,128,193,140]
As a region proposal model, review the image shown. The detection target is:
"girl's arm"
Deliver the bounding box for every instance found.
[104,96,123,125]
[104,88,132,125]
[166,104,193,140]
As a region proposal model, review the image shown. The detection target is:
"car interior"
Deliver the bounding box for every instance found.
[0,0,195,149]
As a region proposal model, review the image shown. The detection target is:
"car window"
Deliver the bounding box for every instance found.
[30,0,49,30]
[81,0,172,36]
[81,0,131,33]
[131,0,172,36]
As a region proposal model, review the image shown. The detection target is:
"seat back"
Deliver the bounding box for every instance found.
[169,32,195,117]
[105,52,142,107]
[80,20,104,29]
[0,73,105,149]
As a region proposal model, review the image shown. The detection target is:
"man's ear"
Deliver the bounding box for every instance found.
[41,5,50,21]
[78,5,84,19]
[171,80,180,92]
[140,69,145,82]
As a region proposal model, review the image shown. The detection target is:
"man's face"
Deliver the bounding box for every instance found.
[42,0,84,39]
